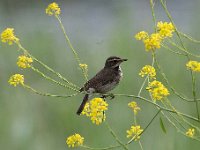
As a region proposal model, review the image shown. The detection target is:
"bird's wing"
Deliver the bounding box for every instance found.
[84,68,115,91]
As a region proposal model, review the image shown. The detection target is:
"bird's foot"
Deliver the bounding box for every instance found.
[101,93,115,100]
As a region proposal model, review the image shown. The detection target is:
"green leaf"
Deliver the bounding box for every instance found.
[160,117,167,134]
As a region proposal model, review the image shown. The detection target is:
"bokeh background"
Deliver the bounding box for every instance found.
[1,0,200,149]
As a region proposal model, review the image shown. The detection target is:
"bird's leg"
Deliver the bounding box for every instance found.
[102,98,106,122]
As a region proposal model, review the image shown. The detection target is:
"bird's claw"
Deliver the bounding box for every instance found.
[101,93,115,100]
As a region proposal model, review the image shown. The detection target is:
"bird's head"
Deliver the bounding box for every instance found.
[104,56,127,68]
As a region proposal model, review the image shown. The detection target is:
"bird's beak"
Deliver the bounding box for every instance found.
[122,58,128,62]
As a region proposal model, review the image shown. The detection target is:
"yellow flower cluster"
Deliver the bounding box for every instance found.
[157,21,175,38]
[135,31,148,40]
[128,101,140,114]
[46,2,61,16]
[146,80,169,100]
[81,98,108,125]
[186,61,200,72]
[1,28,19,45]
[139,65,156,79]
[144,33,162,51]
[135,21,175,51]
[186,128,195,138]
[79,63,88,73]
[8,74,24,87]
[66,133,84,148]
[127,125,143,141]
[17,55,33,69]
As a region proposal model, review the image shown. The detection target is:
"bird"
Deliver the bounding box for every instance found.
[76,56,127,115]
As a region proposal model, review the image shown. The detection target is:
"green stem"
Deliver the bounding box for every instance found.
[81,145,120,150]
[16,42,80,89]
[105,122,129,150]
[192,74,200,119]
[150,0,157,32]
[111,94,199,122]
[178,31,200,43]
[31,66,79,92]
[161,43,187,56]
[160,0,199,120]
[127,109,161,144]
[23,84,78,98]
[55,15,88,81]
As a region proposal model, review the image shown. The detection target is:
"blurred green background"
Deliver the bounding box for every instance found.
[1,0,200,149]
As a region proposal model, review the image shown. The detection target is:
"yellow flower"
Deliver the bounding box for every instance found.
[8,74,24,87]
[143,33,162,51]
[127,125,143,141]
[79,63,88,72]
[81,98,108,125]
[135,31,148,40]
[186,128,195,138]
[146,80,169,100]
[157,21,175,38]
[128,101,140,114]
[79,63,88,69]
[186,61,200,72]
[46,2,61,16]
[1,28,19,45]
[17,55,33,69]
[66,133,84,148]
[139,65,156,79]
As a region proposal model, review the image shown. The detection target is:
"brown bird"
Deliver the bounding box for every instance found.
[76,56,127,115]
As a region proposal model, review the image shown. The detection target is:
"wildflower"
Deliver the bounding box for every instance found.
[1,28,19,45]
[66,133,84,148]
[17,55,33,69]
[139,65,156,79]
[8,74,24,87]
[186,128,195,138]
[157,21,175,38]
[135,31,148,40]
[46,2,61,16]
[186,61,200,72]
[79,63,88,74]
[81,98,108,125]
[128,101,140,114]
[127,125,143,141]
[143,33,162,51]
[146,80,169,100]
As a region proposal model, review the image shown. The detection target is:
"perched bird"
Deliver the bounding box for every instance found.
[76,56,127,115]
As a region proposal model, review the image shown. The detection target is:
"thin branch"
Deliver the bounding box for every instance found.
[55,15,88,81]
[105,122,129,150]
[23,84,78,98]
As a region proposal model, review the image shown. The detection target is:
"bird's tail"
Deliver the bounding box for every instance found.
[76,94,89,115]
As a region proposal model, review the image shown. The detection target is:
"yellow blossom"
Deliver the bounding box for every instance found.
[128,101,140,114]
[79,63,88,73]
[81,98,108,125]
[139,65,156,79]
[8,74,24,87]
[143,33,162,51]
[135,31,148,40]
[127,125,143,141]
[66,133,84,148]
[157,21,175,38]
[186,128,195,138]
[186,61,200,72]
[146,80,169,100]
[46,2,61,16]
[17,55,33,69]
[1,28,19,45]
